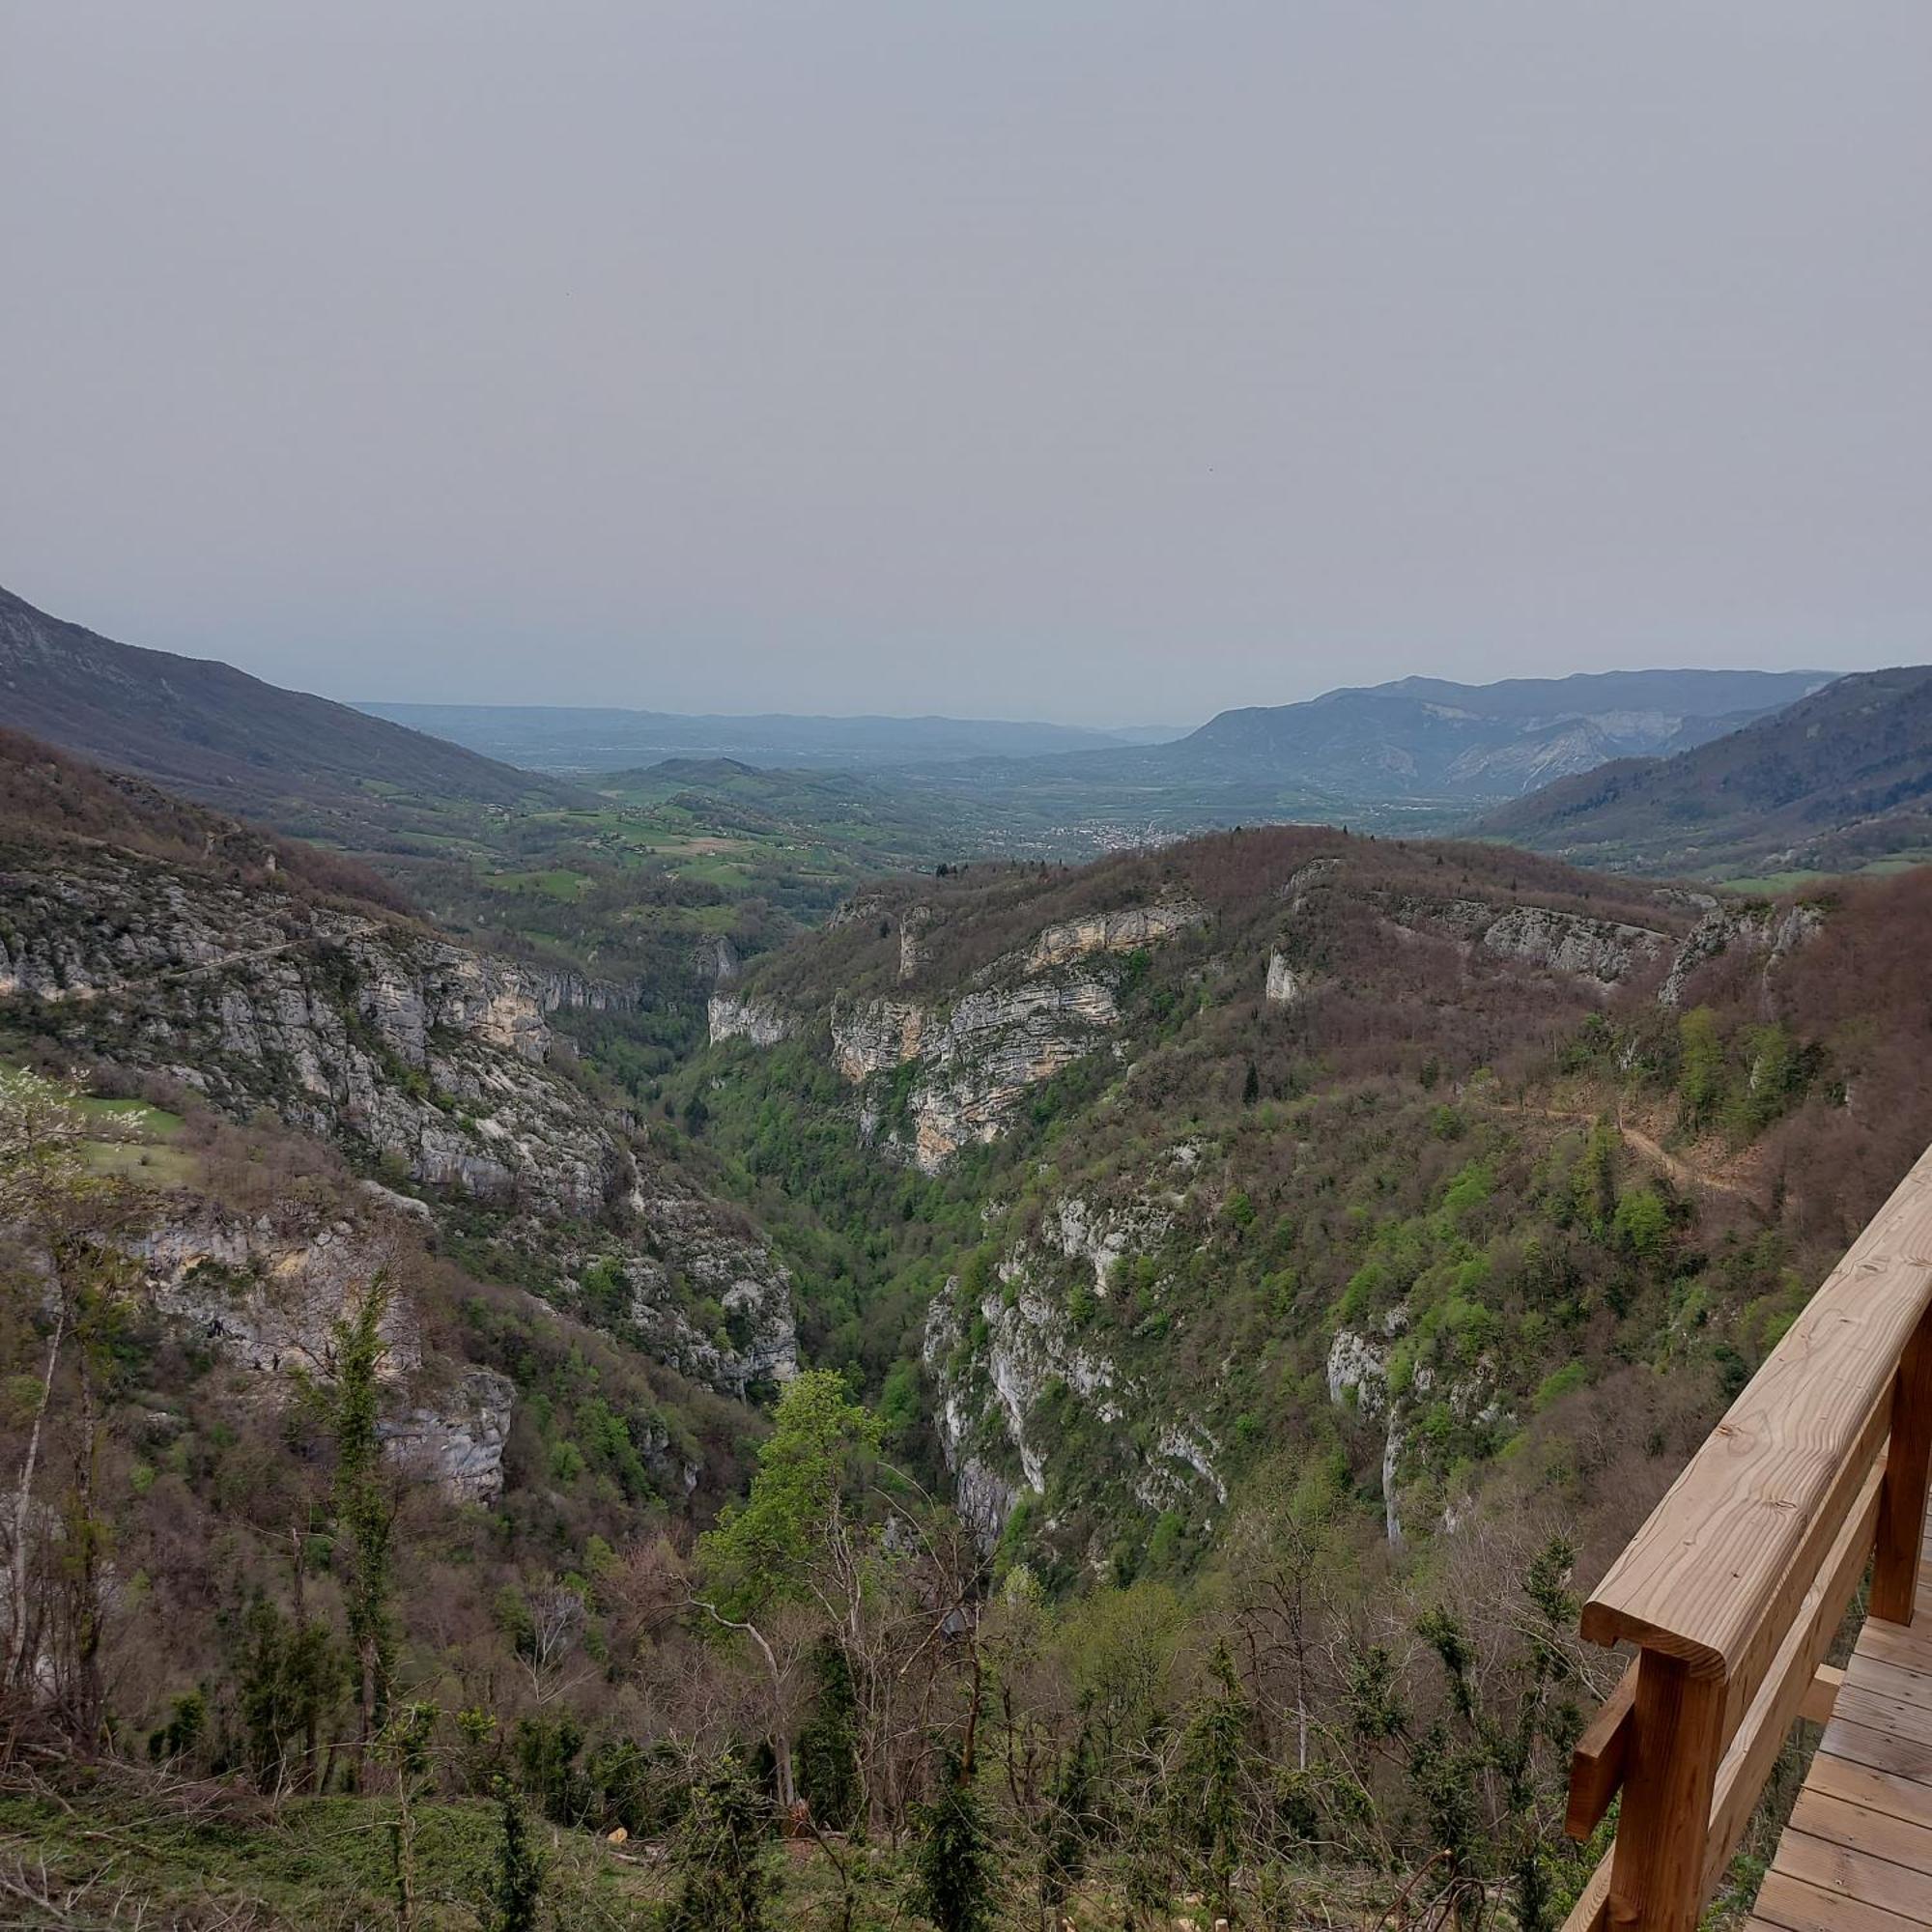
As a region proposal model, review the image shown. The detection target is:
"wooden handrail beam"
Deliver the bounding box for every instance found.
[1717,1391,1889,1744]
[1582,1144,1932,1677]
[1698,1459,1883,1897]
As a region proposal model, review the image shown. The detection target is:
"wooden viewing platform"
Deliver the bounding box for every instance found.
[1562,1142,1932,1931]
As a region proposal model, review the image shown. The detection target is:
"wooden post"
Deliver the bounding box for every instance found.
[1605,1652,1726,1932]
[1872,1300,1932,1625]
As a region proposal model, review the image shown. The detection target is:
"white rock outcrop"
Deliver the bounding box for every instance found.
[707,994,794,1047]
[1658,902,1823,1009]
[1025,897,1206,972]
[1264,950,1307,1006]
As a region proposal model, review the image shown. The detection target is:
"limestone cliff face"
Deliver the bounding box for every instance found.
[1,850,637,1217]
[1325,1315,1506,1548]
[1657,901,1823,1009]
[924,1183,1221,1556]
[905,977,1121,1171]
[1264,949,1307,1005]
[898,905,936,981]
[832,999,926,1080]
[131,1199,518,1503]
[1382,894,1673,990]
[1024,896,1205,972]
[603,1184,800,1399]
[724,896,1201,1173]
[707,994,794,1047]
[3,843,799,1404]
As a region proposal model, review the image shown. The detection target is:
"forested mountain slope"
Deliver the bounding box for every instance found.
[0,583,588,845]
[1476,665,1932,880]
[870,666,1832,857]
[0,728,797,1406]
[684,830,1932,1585]
[10,737,1932,1927]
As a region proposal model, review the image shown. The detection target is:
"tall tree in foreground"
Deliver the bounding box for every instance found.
[331,1271,398,1781]
[664,1751,773,1932]
[485,1783,545,1932]
[0,1066,136,1736]
[916,1746,995,1932]
[694,1368,882,1814]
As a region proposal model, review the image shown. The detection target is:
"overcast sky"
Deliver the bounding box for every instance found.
[3,3,1927,726]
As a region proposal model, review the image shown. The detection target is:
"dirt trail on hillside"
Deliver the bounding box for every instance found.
[1503,1099,1769,1213]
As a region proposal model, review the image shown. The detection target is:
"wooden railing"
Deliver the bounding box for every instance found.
[1560,1142,1932,1932]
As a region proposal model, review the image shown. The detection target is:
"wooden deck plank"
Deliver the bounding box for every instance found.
[1855,1620,1932,1676]
[1788,1787,1932,1876]
[1771,1831,1932,1923]
[1821,1715,1932,1783]
[1747,1577,1932,1929]
[1807,1748,1932,1827]
[1751,1869,1932,1932]
[1847,1652,1932,1702]
[1831,1682,1932,1749]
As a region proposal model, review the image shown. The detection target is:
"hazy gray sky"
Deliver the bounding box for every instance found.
[4,3,1927,725]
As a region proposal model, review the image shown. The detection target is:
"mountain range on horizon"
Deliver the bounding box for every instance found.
[1,578,1922,888]
[363,667,1833,798]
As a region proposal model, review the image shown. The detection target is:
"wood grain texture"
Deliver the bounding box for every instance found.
[1750,1869,1930,1932]
[1566,1660,1637,1841]
[1583,1143,1932,1673]
[1799,1662,1846,1727]
[1557,1852,1611,1932]
[1769,1832,1932,1922]
[1605,1655,1725,1932]
[1701,1462,1883,1894]
[1875,1304,1932,1624]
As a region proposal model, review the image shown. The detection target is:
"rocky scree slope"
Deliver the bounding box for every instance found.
[0,737,797,1400]
[0,1078,761,1760]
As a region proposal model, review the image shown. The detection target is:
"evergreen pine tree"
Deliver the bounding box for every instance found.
[1040,1723,1094,1913]
[916,1747,995,1932]
[1176,1640,1249,1920]
[485,1786,545,1932]
[332,1273,397,1775]
[664,1752,772,1932]
[795,1639,862,1832]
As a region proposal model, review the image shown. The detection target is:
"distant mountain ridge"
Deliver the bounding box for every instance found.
[1475,665,1932,879]
[1155,667,1832,801]
[355,700,1179,773]
[0,583,586,839]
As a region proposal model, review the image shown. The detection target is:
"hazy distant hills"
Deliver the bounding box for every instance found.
[357,700,1181,773]
[866,666,1838,853]
[0,584,584,840]
[1477,667,1932,880]
[7,577,1892,879]
[1136,668,1832,801]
